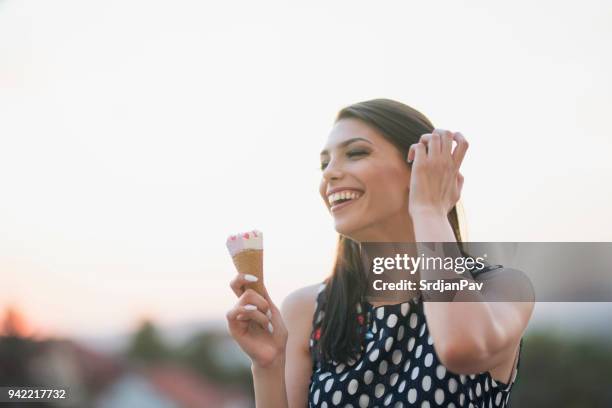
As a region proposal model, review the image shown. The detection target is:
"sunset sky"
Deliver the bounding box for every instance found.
[1,0,611,340]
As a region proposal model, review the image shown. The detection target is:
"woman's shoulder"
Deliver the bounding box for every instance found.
[282,281,326,307]
[280,282,328,355]
[280,281,327,328]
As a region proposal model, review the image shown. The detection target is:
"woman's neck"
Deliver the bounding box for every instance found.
[351,212,416,243]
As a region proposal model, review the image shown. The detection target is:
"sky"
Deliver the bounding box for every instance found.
[1,0,611,339]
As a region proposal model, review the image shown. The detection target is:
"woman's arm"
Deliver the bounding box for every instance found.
[406,130,534,375]
[251,357,288,408]
[251,284,318,408]
[281,284,319,407]
[411,210,535,374]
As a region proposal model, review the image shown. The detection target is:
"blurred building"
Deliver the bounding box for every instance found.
[96,364,250,408]
[29,340,251,408]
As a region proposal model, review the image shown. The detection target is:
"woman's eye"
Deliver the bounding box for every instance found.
[347,150,368,158]
[320,150,369,170]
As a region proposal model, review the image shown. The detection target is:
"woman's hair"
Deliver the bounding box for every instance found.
[315,98,466,366]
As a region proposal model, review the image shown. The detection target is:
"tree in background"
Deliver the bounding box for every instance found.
[511,330,612,407]
[176,331,253,391]
[122,321,251,391]
[124,319,170,363]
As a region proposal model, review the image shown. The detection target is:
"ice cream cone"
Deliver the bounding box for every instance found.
[226,230,265,297]
[230,249,265,296]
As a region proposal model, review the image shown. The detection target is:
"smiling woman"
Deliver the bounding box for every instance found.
[225,98,533,408]
[317,102,464,245]
[327,189,363,213]
[306,99,531,408]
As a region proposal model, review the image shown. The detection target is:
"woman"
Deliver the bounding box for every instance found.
[226,99,535,407]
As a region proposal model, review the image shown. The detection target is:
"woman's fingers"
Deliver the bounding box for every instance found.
[239,308,274,333]
[412,142,427,165]
[226,305,249,333]
[415,132,443,158]
[229,273,260,297]
[407,141,427,164]
[226,305,273,334]
[452,131,469,168]
[226,289,274,334]
[415,130,467,169]
[228,272,276,329]
[418,133,431,154]
[433,128,454,157]
[239,288,272,318]
[429,131,441,158]
[457,172,465,193]
[226,305,243,322]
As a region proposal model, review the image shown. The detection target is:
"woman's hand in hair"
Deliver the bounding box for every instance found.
[406,129,468,217]
[226,273,289,369]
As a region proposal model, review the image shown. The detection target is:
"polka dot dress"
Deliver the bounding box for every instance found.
[308,267,523,407]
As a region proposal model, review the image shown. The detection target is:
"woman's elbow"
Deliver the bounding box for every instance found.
[436,331,504,374]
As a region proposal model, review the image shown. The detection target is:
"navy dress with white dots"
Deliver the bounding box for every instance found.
[308,265,523,408]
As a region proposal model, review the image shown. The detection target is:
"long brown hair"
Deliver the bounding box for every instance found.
[315,98,466,366]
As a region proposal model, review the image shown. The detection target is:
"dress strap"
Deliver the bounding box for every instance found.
[469,263,504,279]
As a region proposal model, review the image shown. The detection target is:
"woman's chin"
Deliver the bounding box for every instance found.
[333,220,364,241]
[333,221,355,237]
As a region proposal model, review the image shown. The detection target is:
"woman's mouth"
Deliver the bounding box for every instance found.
[328,190,363,213]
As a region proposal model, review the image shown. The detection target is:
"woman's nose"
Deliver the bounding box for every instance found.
[322,160,343,181]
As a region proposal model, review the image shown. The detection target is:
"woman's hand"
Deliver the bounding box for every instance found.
[226,273,289,369]
[406,129,469,217]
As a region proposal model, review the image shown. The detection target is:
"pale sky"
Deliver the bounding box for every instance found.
[1,0,611,339]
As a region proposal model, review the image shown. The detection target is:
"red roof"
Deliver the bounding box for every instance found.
[144,364,248,408]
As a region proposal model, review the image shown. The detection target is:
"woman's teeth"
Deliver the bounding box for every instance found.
[328,190,362,207]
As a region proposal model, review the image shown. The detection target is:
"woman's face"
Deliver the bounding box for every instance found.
[319,118,412,241]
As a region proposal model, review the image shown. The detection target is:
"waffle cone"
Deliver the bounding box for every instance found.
[231,249,265,296]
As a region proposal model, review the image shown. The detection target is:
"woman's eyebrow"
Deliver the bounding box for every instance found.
[320,137,372,156]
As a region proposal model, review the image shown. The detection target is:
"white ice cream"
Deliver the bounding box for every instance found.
[225,229,263,256]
